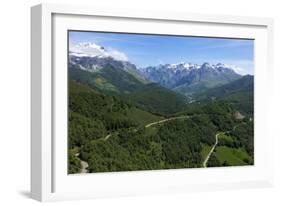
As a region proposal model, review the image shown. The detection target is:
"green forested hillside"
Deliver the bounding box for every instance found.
[195,75,253,98]
[79,116,218,173]
[69,65,187,116]
[69,64,145,94]
[68,80,165,173]
[68,79,253,173]
[194,75,254,114]
[69,80,163,132]
[125,83,187,115]
[208,120,254,167]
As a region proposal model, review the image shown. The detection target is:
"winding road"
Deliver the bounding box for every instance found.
[77,115,190,173]
[145,116,190,128]
[80,160,89,173]
[76,116,243,173]
[202,122,243,167]
[75,153,89,173]
[202,133,220,168]
[103,115,190,141]
[78,114,238,171]
[103,134,112,141]
[147,114,229,168]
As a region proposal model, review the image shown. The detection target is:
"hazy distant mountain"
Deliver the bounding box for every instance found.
[139,62,241,95]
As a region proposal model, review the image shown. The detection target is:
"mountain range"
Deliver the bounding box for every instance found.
[139,62,242,95]
[69,42,244,94]
[69,43,253,114]
[69,53,187,115]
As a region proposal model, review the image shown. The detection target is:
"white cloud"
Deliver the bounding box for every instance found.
[223,60,254,75]
[69,42,128,61]
[107,48,128,61]
[228,65,245,74]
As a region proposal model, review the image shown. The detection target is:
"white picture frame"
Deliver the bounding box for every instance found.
[31,3,274,202]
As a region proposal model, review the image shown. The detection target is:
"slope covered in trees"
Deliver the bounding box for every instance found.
[69,64,187,116]
[68,79,254,173]
[194,75,254,115]
[68,80,164,173]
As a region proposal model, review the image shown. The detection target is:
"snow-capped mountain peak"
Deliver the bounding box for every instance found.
[139,62,241,89]
[149,62,238,73]
[69,42,128,61]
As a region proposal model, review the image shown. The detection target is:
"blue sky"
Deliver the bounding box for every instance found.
[69,31,254,75]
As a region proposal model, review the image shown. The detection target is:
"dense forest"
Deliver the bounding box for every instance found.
[68,76,254,173]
